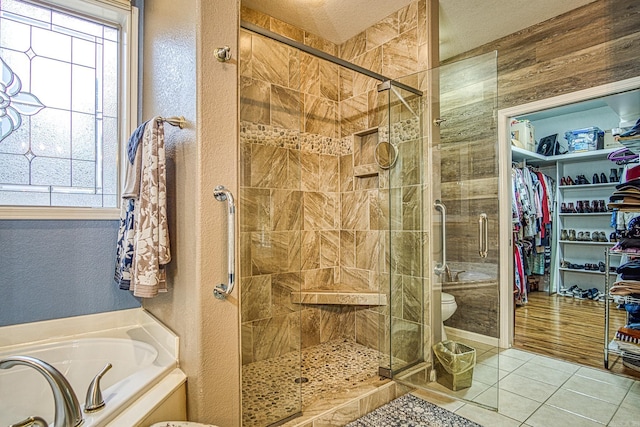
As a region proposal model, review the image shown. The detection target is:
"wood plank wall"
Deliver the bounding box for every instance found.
[443,0,640,110]
[439,0,640,265]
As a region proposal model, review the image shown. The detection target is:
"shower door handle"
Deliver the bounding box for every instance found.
[213,185,236,300]
[478,213,488,258]
[434,200,447,277]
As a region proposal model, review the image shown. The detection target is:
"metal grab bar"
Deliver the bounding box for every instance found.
[213,185,235,299]
[434,200,447,277]
[478,213,488,258]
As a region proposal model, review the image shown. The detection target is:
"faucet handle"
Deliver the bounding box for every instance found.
[9,416,48,427]
[84,363,112,413]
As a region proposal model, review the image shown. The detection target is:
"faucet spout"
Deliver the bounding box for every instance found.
[443,264,453,283]
[0,356,83,427]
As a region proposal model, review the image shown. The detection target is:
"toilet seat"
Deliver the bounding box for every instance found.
[441,292,455,304]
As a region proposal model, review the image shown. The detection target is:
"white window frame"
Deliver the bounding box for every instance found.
[0,0,138,220]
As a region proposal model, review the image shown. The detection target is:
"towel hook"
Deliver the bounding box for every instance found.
[214,46,232,62]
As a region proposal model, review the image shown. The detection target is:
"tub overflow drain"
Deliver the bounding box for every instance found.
[294,377,309,384]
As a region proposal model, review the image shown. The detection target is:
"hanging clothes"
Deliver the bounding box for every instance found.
[512,164,555,302]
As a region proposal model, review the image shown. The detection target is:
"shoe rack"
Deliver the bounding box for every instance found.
[557,151,618,296]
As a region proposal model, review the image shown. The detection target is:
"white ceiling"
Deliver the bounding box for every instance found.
[242,0,597,60]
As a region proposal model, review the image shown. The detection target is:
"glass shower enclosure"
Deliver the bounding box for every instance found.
[383,51,501,410]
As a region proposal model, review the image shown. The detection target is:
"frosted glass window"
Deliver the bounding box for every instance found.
[0,0,121,208]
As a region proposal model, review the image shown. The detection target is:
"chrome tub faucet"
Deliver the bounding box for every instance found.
[0,355,83,427]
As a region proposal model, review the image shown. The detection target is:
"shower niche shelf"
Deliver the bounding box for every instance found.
[353,127,380,178]
[291,287,387,306]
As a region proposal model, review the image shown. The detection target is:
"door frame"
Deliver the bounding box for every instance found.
[498,75,640,349]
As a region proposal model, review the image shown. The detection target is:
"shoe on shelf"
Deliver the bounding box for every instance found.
[569,229,577,241]
[577,231,585,241]
[599,200,607,212]
[610,168,619,183]
[561,259,570,268]
[574,288,589,299]
[568,202,576,213]
[561,203,568,213]
[599,261,606,272]
[610,231,617,242]
[576,201,584,213]
[561,229,569,240]
[600,172,608,183]
[618,118,640,141]
[593,173,600,184]
[584,231,591,241]
[566,176,575,185]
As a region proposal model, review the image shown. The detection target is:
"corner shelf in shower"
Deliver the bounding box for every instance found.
[353,127,380,178]
[291,287,387,306]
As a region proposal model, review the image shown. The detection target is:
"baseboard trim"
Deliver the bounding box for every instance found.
[444,326,500,347]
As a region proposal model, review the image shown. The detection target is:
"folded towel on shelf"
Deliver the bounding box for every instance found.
[615,327,640,354]
[114,117,171,298]
[610,280,640,297]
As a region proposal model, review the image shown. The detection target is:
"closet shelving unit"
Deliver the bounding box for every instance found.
[603,135,640,370]
[512,148,619,295]
[604,249,640,369]
[556,150,619,295]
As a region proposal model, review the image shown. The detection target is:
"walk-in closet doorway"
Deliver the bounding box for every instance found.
[498,76,640,377]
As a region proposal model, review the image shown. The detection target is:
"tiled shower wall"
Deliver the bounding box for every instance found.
[239,1,430,365]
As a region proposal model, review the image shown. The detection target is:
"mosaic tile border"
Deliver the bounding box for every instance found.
[240,121,352,156]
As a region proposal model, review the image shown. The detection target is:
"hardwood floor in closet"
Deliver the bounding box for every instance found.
[514,291,640,379]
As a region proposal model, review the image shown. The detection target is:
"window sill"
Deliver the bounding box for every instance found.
[0,207,120,221]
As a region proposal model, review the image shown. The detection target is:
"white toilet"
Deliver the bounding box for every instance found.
[441,292,458,341]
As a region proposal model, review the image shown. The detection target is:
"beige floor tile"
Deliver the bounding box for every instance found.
[529,355,580,374]
[455,402,521,427]
[499,347,537,361]
[512,361,573,387]
[473,363,509,385]
[425,378,492,402]
[574,366,635,389]
[474,387,542,423]
[525,404,603,427]
[622,382,640,406]
[561,374,629,405]
[609,401,640,427]
[547,388,617,425]
[478,353,528,372]
[499,372,559,403]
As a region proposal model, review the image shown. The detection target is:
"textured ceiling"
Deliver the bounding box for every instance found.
[242,0,597,60]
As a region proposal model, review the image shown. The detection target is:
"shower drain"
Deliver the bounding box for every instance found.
[294,377,309,384]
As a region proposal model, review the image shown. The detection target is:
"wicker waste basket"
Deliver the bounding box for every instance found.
[433,340,476,391]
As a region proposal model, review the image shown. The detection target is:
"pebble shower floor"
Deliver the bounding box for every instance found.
[241,339,380,426]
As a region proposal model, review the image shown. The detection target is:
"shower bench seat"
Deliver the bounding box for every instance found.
[291,287,387,306]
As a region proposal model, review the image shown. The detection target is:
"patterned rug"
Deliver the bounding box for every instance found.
[346,394,482,427]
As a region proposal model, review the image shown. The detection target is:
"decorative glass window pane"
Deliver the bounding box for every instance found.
[0,0,121,209]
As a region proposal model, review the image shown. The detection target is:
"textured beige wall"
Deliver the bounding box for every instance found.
[142,0,241,425]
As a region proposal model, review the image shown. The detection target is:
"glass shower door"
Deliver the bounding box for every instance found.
[429,51,500,410]
[385,51,500,411]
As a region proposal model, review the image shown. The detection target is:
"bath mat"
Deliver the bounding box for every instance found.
[346,393,481,427]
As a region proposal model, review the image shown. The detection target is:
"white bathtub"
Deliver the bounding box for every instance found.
[0,309,185,427]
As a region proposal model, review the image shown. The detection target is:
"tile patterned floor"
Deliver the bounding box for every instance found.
[413,339,640,427]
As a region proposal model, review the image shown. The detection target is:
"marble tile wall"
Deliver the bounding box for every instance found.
[240,1,429,368]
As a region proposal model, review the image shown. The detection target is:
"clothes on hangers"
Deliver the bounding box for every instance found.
[512,165,555,303]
